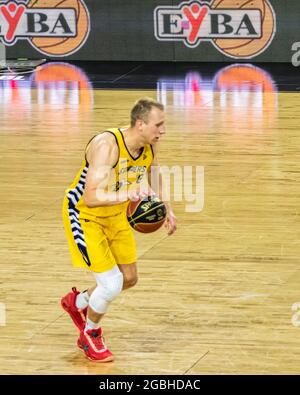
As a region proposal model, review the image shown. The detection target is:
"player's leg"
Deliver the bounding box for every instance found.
[80,265,123,362]
[61,198,96,331]
[86,265,124,327]
[79,262,138,361]
[109,211,138,290]
[62,206,120,362]
[118,262,138,290]
[72,261,137,327]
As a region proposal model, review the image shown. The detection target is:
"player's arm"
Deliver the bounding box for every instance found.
[148,144,177,235]
[83,133,143,207]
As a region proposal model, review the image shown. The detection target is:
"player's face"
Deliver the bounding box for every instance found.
[142,108,166,144]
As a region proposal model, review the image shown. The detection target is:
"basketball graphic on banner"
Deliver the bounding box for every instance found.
[28,0,90,56]
[211,0,276,58]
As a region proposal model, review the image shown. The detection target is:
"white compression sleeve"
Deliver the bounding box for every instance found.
[88,265,124,314]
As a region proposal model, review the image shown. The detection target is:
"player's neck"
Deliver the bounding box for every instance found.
[122,127,145,151]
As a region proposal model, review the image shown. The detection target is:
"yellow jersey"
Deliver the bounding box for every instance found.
[65,128,154,218]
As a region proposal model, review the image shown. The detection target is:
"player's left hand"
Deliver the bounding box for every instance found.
[164,210,177,235]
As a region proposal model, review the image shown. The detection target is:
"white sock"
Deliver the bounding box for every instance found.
[75,290,90,310]
[85,317,101,332]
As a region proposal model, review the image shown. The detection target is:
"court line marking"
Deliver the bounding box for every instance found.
[183,350,210,375]
[112,65,143,83]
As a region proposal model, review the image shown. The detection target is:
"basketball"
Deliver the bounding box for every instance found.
[127,196,167,233]
[28,0,90,56]
[211,0,275,58]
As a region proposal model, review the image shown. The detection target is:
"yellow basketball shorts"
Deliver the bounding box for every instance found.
[62,197,137,273]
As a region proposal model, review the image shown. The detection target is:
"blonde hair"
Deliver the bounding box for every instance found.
[130,98,164,127]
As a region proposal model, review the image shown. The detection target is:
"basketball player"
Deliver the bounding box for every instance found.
[61,98,177,362]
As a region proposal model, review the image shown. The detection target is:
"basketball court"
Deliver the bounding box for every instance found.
[1,60,300,374]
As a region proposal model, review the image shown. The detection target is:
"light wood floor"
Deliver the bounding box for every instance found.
[1,76,300,374]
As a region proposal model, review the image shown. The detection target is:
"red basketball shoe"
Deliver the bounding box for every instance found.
[61,287,87,331]
[77,337,84,351]
[79,328,114,362]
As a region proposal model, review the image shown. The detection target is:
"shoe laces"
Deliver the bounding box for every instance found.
[90,330,106,350]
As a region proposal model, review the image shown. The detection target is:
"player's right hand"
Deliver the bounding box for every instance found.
[128,186,155,202]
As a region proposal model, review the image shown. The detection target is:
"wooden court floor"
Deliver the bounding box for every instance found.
[1,72,300,374]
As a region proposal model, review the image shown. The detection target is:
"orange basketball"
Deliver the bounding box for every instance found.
[211,0,275,58]
[28,0,90,56]
[127,196,167,234]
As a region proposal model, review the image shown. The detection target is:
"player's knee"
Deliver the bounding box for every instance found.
[89,271,123,313]
[104,271,124,301]
[123,273,138,289]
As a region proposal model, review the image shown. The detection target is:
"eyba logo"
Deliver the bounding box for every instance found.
[0,0,90,56]
[154,0,276,59]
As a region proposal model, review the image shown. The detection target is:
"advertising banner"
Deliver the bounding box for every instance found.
[1,0,299,62]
